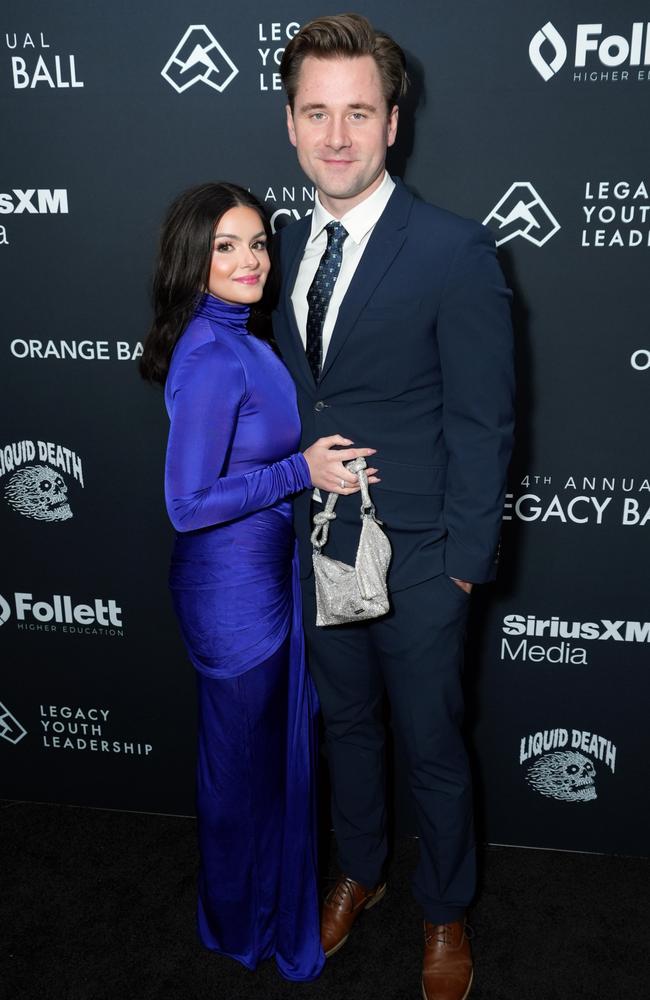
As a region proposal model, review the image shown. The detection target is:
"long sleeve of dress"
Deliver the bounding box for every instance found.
[165,340,311,532]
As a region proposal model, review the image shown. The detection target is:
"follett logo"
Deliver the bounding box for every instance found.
[528,21,650,83]
[0,702,27,744]
[0,594,11,625]
[483,183,560,247]
[161,26,238,94]
[0,591,124,638]
[529,21,568,81]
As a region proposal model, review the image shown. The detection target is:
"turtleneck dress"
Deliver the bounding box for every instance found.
[164,293,324,981]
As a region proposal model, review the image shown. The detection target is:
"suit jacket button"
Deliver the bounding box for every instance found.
[314,400,327,412]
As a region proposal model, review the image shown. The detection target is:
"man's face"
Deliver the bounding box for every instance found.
[286,55,398,217]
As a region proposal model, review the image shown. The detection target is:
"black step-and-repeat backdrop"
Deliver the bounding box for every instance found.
[2,1,648,855]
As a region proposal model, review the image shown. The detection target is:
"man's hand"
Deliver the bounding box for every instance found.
[450,577,473,594]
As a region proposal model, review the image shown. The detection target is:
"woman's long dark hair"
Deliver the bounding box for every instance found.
[140,182,277,384]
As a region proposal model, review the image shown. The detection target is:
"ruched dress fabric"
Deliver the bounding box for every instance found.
[164,293,324,981]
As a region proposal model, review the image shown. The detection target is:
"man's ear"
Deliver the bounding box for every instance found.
[387,104,399,148]
[286,104,297,147]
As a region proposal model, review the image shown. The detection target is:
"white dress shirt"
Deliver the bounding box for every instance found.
[291,171,396,361]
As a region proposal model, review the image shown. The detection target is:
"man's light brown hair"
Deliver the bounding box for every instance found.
[280,13,409,110]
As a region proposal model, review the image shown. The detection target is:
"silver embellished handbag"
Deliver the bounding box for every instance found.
[310,457,392,626]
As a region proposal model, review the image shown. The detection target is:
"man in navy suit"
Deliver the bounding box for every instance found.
[274,15,514,1000]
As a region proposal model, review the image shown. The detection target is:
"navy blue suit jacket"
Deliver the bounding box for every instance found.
[273,179,515,590]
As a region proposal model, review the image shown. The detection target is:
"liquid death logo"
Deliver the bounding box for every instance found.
[0,440,84,522]
[519,728,617,802]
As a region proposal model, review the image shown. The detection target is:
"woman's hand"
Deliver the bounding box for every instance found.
[303,435,379,494]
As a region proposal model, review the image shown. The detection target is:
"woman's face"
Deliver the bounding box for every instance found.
[207,205,270,305]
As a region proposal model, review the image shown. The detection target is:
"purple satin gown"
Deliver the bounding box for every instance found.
[164,293,324,981]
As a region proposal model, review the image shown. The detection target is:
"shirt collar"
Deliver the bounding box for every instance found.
[308,171,396,246]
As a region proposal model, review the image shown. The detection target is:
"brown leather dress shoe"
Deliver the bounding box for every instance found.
[421,920,473,1000]
[321,876,387,957]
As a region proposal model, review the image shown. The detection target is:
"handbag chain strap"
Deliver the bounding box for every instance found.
[311,456,377,551]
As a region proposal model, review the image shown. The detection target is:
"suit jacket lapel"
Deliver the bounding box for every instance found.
[319,181,413,383]
[275,220,314,393]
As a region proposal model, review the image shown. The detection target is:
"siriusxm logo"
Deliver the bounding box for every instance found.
[483,183,560,248]
[530,21,650,80]
[503,614,650,643]
[0,189,68,214]
[500,612,650,666]
[161,26,238,94]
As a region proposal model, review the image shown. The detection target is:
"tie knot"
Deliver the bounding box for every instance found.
[325,220,348,251]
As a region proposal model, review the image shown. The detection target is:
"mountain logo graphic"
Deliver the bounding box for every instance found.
[162,26,239,94]
[0,702,27,744]
[483,183,561,247]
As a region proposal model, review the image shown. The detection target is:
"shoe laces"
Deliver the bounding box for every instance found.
[424,921,474,945]
[325,876,357,911]
[426,923,453,946]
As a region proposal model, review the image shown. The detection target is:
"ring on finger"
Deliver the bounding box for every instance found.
[340,478,345,489]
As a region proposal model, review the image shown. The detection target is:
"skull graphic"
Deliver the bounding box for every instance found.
[5,464,73,521]
[526,750,597,802]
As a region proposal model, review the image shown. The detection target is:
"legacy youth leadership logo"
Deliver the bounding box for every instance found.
[39,703,152,756]
[161,26,238,93]
[483,183,560,247]
[0,701,27,744]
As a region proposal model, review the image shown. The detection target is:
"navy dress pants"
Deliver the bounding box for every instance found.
[302,571,475,924]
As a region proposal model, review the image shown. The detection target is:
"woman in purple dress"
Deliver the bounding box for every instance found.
[140,183,376,981]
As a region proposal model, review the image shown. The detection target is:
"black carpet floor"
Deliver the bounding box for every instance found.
[2,799,648,1000]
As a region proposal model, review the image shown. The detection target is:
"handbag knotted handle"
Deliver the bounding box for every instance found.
[310,456,376,551]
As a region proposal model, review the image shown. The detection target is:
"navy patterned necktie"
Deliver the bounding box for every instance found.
[305,220,348,381]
